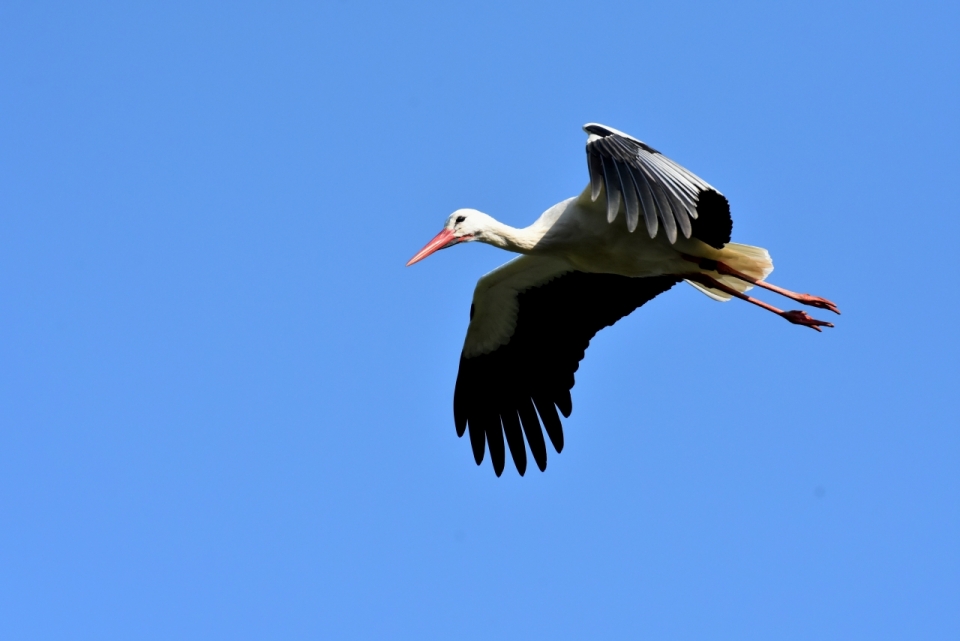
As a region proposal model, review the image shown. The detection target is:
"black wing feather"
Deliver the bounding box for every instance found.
[690,189,732,249]
[518,398,548,472]
[533,396,564,453]
[584,123,731,247]
[484,413,506,477]
[454,272,681,475]
[600,156,622,223]
[501,411,527,476]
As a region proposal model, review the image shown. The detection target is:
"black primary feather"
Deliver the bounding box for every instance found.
[690,189,732,249]
[454,272,681,476]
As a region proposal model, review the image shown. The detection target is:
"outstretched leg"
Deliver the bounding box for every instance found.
[685,273,834,332]
[681,254,840,315]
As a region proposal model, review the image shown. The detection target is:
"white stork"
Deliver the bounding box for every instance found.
[407,123,839,477]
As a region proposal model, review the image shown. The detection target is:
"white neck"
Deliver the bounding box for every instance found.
[478,218,545,254]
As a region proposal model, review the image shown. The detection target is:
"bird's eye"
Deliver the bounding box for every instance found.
[455,215,466,224]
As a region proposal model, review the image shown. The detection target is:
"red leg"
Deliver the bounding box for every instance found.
[681,254,840,315]
[685,273,835,332]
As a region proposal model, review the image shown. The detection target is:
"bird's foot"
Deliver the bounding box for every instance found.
[792,293,841,315]
[781,310,834,332]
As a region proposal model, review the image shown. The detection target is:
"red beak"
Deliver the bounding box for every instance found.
[406,229,457,266]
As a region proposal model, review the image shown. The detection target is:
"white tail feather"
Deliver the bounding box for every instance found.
[685,242,774,302]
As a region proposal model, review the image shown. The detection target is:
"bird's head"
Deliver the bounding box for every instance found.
[406,208,493,266]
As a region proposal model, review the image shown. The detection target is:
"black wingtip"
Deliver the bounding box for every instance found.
[583,123,613,137]
[557,392,573,418]
[533,397,564,454]
[513,449,527,475]
[502,413,527,477]
[518,399,548,473]
[469,422,485,465]
[487,420,506,477]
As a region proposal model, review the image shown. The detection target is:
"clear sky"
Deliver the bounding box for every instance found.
[1,1,958,639]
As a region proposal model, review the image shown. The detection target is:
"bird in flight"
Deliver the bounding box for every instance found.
[407,123,838,477]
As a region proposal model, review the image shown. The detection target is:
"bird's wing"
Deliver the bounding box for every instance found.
[582,123,730,247]
[455,255,681,476]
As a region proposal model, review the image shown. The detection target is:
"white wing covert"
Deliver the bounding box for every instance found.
[462,256,573,359]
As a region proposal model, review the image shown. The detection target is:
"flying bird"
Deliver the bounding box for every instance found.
[407,123,838,477]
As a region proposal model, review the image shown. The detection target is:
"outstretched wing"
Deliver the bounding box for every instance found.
[454,255,681,476]
[584,123,730,247]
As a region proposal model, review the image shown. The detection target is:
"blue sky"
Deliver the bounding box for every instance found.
[1,1,958,639]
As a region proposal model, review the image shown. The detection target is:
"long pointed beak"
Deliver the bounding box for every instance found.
[406,229,457,266]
